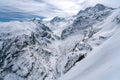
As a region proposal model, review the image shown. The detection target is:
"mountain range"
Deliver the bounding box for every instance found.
[0,4,120,80]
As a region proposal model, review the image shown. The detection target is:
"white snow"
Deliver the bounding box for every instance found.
[59,8,120,80]
[4,73,24,80]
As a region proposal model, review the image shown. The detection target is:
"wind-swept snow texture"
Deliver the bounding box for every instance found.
[59,8,120,80]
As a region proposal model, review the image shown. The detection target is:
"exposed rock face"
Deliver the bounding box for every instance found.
[61,4,114,39]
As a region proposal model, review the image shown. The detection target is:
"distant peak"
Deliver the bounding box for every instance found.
[77,3,113,15]
[53,16,61,19]
[95,4,105,7]
[52,16,64,20]
[50,16,65,24]
[94,4,106,10]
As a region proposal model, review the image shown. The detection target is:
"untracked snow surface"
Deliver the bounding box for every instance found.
[59,8,120,80]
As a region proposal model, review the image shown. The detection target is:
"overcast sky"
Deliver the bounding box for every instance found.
[0,0,120,21]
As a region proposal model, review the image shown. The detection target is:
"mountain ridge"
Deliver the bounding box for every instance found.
[0,4,120,80]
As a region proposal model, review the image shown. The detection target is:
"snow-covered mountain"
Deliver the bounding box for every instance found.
[0,19,60,80]
[0,4,120,80]
[61,4,114,39]
[45,16,75,37]
[59,7,120,80]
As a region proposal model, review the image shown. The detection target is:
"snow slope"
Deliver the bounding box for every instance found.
[59,8,120,80]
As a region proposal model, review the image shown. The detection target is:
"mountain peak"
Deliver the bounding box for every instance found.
[62,4,114,39]
[95,3,105,7]
[94,3,106,10]
[77,4,114,16]
[51,16,65,22]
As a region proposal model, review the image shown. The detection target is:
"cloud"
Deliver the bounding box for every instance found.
[0,0,120,21]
